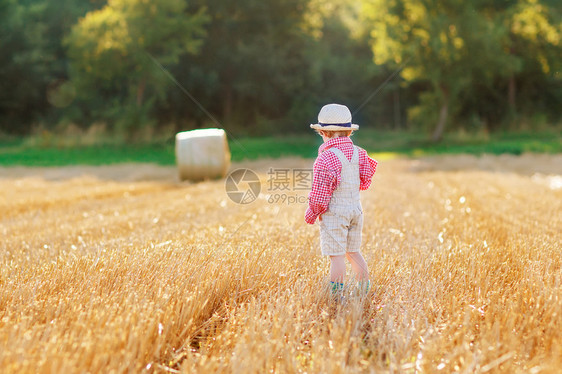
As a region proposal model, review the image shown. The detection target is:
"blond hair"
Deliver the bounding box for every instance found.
[316,130,353,138]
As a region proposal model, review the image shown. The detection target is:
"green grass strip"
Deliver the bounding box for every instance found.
[0,129,560,167]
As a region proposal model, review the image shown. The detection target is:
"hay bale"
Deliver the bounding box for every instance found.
[175,128,231,181]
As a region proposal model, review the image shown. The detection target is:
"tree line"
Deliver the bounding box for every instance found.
[1,0,560,140]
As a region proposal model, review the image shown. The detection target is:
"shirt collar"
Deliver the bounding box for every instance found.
[318,136,353,155]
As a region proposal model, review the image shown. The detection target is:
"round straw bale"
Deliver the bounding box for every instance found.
[175,128,231,181]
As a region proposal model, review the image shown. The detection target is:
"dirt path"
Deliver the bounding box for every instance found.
[1,153,560,181]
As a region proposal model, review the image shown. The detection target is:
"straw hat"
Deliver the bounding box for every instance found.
[310,103,359,131]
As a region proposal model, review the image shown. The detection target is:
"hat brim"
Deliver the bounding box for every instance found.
[310,124,359,131]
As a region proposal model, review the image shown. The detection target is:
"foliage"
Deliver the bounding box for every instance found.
[0,0,560,139]
[0,0,99,134]
[360,0,562,140]
[64,0,208,135]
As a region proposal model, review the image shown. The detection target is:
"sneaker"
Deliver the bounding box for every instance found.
[330,281,345,293]
[356,280,371,295]
[330,282,346,303]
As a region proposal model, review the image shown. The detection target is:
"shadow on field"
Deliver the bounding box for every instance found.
[0,154,560,184]
[0,157,315,183]
[0,164,178,182]
[408,153,562,175]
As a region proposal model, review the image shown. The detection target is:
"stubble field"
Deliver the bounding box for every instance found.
[1,154,561,373]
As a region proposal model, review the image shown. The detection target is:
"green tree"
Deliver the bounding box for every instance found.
[169,0,383,135]
[360,0,557,140]
[0,0,102,135]
[300,0,385,130]
[65,0,207,133]
[457,0,561,129]
[0,0,47,134]
[175,0,312,133]
[504,0,561,121]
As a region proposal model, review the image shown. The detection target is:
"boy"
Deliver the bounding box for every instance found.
[305,103,377,294]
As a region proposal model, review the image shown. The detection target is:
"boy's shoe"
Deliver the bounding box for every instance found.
[330,281,345,293]
[330,281,346,303]
[356,280,371,295]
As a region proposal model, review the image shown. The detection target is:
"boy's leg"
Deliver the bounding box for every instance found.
[346,208,369,284]
[347,211,368,281]
[346,251,369,281]
[329,255,346,283]
[346,251,370,294]
[329,255,346,294]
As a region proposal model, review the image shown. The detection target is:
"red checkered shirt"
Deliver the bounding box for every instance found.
[304,137,377,224]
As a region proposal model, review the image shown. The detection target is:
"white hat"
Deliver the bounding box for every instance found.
[310,103,359,131]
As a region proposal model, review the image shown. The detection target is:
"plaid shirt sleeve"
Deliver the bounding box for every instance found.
[304,153,341,224]
[358,147,378,190]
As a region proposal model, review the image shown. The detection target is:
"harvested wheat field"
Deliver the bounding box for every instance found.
[1,154,561,373]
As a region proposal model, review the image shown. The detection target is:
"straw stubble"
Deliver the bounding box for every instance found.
[0,156,560,373]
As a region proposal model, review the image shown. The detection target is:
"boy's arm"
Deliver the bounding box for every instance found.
[305,156,338,224]
[358,148,378,191]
